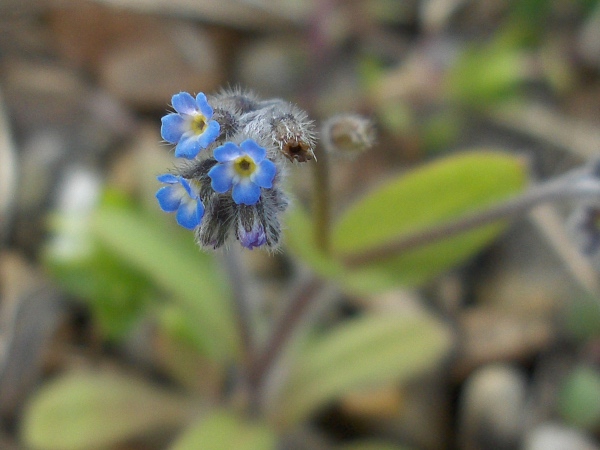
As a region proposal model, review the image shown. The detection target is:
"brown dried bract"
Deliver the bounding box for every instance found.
[280,138,314,162]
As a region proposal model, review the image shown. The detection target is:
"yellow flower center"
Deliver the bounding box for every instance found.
[191,114,208,135]
[189,179,202,192]
[233,155,256,176]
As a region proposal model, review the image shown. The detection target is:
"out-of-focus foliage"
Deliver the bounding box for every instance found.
[558,365,600,430]
[45,190,237,360]
[339,442,414,450]
[170,410,276,450]
[269,313,452,427]
[445,45,530,107]
[565,295,600,341]
[22,371,193,450]
[91,203,237,360]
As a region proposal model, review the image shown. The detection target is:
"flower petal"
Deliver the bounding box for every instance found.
[197,120,220,148]
[175,135,201,159]
[213,142,242,162]
[208,164,233,193]
[240,139,266,163]
[178,177,197,198]
[172,92,197,115]
[232,179,261,205]
[252,159,276,188]
[176,198,204,229]
[161,114,186,143]
[156,185,183,212]
[195,93,213,118]
[157,173,179,184]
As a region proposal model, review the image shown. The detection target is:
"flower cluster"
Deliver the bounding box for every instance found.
[156,89,316,251]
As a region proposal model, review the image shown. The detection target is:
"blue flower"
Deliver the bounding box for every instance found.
[161,92,221,159]
[208,140,276,205]
[155,174,204,229]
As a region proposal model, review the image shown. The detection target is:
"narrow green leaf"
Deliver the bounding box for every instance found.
[171,410,276,450]
[446,46,528,106]
[91,206,238,360]
[271,314,452,426]
[22,372,192,450]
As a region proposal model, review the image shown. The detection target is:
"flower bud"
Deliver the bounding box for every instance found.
[321,113,375,158]
[196,194,236,249]
[243,101,316,163]
[208,88,262,143]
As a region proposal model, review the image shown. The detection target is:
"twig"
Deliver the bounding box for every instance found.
[529,204,600,293]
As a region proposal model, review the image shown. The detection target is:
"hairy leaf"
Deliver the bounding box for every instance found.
[92,206,237,360]
[171,410,276,450]
[271,314,452,426]
[22,372,191,450]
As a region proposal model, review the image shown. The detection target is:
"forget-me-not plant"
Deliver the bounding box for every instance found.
[156,89,315,251]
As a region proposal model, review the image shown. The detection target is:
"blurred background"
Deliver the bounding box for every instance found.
[1,0,600,449]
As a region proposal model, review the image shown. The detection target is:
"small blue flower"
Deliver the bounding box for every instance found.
[208,140,276,205]
[239,224,267,250]
[161,92,221,159]
[155,174,204,229]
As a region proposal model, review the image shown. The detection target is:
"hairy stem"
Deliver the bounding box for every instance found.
[313,149,332,254]
[248,276,324,406]
[222,249,253,376]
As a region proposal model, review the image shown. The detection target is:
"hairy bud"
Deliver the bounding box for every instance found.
[321,113,375,158]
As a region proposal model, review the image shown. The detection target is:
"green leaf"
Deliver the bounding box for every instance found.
[345,220,508,289]
[44,200,157,340]
[558,365,600,430]
[565,295,600,341]
[284,207,345,280]
[91,205,238,361]
[171,410,276,450]
[446,45,528,106]
[22,372,192,450]
[286,151,528,292]
[45,244,155,340]
[271,313,452,426]
[158,303,215,356]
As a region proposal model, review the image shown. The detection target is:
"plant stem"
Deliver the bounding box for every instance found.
[313,149,332,254]
[343,168,600,268]
[248,276,324,404]
[222,248,253,375]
